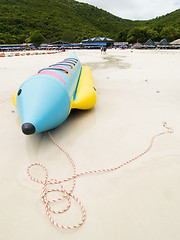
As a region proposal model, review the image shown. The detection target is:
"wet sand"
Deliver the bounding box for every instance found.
[0,49,180,239]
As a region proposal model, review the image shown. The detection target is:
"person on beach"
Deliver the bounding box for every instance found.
[101,46,107,54]
[100,46,103,54]
[103,46,107,54]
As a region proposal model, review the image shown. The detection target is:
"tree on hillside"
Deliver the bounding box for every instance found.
[0,33,5,44]
[146,29,159,41]
[27,31,46,48]
[127,26,159,43]
[160,26,180,42]
[16,34,27,44]
[61,30,76,43]
[4,33,17,44]
[117,29,129,42]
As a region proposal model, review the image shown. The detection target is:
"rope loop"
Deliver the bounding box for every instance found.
[27,162,86,229]
[27,124,173,229]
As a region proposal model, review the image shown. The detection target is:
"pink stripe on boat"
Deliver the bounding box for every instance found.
[38,70,66,85]
[52,65,72,75]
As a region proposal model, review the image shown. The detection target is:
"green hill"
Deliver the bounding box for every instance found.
[0,0,179,44]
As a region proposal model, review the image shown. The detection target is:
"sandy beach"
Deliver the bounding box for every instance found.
[0,49,180,239]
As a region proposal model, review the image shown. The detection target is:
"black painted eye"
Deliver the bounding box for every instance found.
[17,89,22,96]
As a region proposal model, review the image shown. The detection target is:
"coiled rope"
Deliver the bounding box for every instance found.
[27,124,173,229]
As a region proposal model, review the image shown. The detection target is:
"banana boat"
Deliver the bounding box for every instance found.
[13,52,96,135]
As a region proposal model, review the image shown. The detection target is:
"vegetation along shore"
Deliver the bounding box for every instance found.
[0,0,179,46]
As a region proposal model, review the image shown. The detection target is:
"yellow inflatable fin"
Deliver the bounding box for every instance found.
[70,66,97,111]
[12,90,18,107]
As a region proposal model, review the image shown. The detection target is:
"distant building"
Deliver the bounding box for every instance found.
[39,40,69,49]
[168,39,180,49]
[144,39,154,46]
[0,43,35,51]
[81,37,114,48]
[170,39,180,45]
[114,42,128,48]
[143,39,156,49]
[155,38,173,49]
[133,42,143,49]
[159,38,168,45]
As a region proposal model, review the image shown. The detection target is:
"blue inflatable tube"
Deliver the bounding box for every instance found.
[13,52,97,135]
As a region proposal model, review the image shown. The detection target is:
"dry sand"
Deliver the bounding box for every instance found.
[0,49,180,239]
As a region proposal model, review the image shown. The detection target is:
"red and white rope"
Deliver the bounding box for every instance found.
[27,124,173,229]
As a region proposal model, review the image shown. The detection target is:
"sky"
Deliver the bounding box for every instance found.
[77,0,180,20]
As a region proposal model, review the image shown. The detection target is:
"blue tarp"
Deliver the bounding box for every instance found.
[0,47,12,49]
[82,42,107,46]
[61,44,71,48]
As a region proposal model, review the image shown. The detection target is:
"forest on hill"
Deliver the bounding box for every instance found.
[0,0,179,45]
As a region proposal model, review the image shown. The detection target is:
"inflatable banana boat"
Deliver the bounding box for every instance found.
[13,52,96,135]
